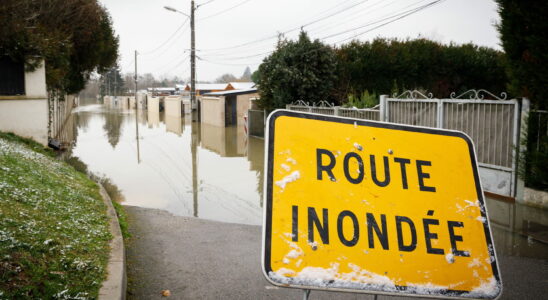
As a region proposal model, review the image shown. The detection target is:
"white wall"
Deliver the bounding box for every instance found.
[0,99,48,145]
[148,97,160,114]
[236,93,259,127]
[201,97,225,127]
[129,96,136,109]
[24,61,47,98]
[0,60,48,145]
[165,96,182,117]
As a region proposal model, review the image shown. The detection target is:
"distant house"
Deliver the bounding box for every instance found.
[183,83,229,96]
[175,84,186,91]
[201,88,259,127]
[147,87,177,95]
[226,82,255,90]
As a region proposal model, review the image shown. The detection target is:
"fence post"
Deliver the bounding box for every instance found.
[379,95,387,122]
[286,104,290,110]
[334,106,340,116]
[515,98,530,202]
[436,100,444,128]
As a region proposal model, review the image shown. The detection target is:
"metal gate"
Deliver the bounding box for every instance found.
[381,90,521,197]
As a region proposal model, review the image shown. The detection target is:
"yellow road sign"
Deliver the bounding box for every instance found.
[262,110,501,299]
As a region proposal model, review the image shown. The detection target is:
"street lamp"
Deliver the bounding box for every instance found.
[164,3,196,120]
[164,6,189,18]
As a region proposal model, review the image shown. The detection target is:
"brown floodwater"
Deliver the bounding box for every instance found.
[68,100,264,225]
[65,99,547,260]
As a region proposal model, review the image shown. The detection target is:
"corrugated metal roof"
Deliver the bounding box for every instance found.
[203,88,258,96]
[228,82,255,90]
[184,83,229,90]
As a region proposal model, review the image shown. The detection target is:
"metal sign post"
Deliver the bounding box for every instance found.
[262,110,501,299]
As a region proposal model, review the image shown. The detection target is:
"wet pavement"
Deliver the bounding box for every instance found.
[124,206,548,300]
[65,100,548,299]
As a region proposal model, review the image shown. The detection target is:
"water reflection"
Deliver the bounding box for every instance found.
[69,101,265,225]
[201,124,247,157]
[66,100,547,259]
[165,116,183,136]
[103,108,125,148]
[485,198,548,259]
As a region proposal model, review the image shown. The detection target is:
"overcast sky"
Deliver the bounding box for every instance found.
[99,0,501,82]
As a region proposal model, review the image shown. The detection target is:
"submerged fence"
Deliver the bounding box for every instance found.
[48,91,78,148]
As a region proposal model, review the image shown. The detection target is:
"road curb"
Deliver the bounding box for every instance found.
[97,183,127,300]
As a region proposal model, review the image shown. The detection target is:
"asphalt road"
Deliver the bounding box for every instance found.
[125,206,548,300]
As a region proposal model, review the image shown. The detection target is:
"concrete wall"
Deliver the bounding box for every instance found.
[236,93,259,127]
[182,98,191,114]
[147,107,160,128]
[137,93,147,109]
[247,109,265,138]
[522,188,548,208]
[479,166,512,197]
[120,97,130,110]
[129,97,136,109]
[148,97,160,113]
[0,60,48,145]
[0,99,48,145]
[201,93,259,127]
[201,97,225,127]
[165,96,182,117]
[24,60,47,98]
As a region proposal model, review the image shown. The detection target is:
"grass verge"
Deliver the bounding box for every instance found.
[0,132,111,299]
[64,155,130,240]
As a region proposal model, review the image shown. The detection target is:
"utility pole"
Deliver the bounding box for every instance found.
[134,50,141,163]
[190,0,197,121]
[134,51,138,97]
[107,70,111,96]
[114,68,117,96]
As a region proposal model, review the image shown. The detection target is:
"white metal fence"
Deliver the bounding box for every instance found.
[284,91,525,198]
[382,90,522,197]
[286,101,380,121]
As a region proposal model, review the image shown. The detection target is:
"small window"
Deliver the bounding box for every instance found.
[0,56,25,96]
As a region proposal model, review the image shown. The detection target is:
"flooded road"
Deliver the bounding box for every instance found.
[66,100,547,260]
[68,101,264,225]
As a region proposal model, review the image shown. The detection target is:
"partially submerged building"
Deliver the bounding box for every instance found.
[201,88,259,127]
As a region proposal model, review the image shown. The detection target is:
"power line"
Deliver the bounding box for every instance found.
[199,0,254,21]
[294,0,371,33]
[329,0,446,43]
[164,56,190,74]
[321,0,434,40]
[196,0,445,67]
[122,57,135,71]
[149,55,189,74]
[198,56,262,66]
[199,50,273,61]
[140,26,191,61]
[305,0,401,35]
[197,0,369,53]
[139,19,190,55]
[197,0,217,8]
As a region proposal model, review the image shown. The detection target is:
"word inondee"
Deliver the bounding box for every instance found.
[290,206,469,257]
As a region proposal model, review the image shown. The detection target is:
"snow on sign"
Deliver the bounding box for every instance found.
[262,110,502,299]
